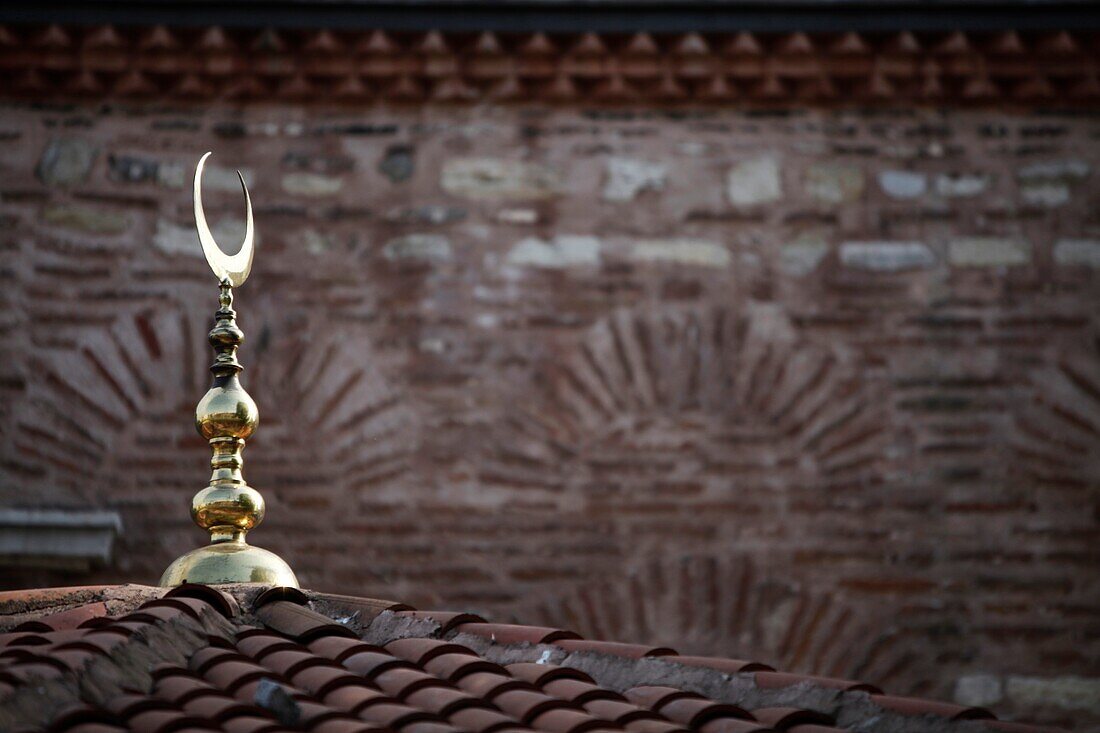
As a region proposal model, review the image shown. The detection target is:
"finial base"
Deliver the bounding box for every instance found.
[159,540,299,587]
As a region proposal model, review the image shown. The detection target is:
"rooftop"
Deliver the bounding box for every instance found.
[0,584,1066,733]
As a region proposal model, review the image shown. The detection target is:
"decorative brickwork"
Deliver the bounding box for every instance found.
[0,101,1098,730]
[1,25,1100,106]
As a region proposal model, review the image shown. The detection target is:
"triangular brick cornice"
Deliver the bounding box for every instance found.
[0,25,1098,107]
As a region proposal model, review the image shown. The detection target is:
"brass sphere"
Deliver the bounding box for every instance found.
[195,380,258,440]
[191,483,265,536]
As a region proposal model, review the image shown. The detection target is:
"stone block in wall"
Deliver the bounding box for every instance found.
[379,145,415,183]
[442,158,561,200]
[805,163,864,205]
[878,170,927,199]
[630,238,730,268]
[1004,676,1100,716]
[1017,159,1090,209]
[935,173,990,198]
[282,172,344,197]
[36,137,98,186]
[954,674,1004,708]
[383,234,452,263]
[507,236,601,268]
[40,204,128,236]
[726,155,781,207]
[385,205,467,225]
[602,158,667,202]
[780,231,831,276]
[839,241,935,272]
[948,237,1031,267]
[1053,238,1100,267]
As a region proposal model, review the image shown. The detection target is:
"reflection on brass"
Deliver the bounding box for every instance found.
[160,152,298,588]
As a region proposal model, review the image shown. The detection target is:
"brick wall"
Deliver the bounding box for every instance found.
[1,103,1098,728]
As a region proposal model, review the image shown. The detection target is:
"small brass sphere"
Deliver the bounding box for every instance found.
[191,483,265,535]
[195,380,258,440]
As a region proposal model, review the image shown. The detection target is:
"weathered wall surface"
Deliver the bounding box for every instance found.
[1,104,1098,728]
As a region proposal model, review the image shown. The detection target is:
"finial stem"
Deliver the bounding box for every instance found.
[192,281,262,544]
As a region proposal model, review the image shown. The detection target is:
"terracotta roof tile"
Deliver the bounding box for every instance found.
[296,699,349,728]
[456,623,580,645]
[358,700,437,728]
[237,632,302,660]
[254,600,357,642]
[165,584,240,618]
[50,704,121,730]
[456,671,532,700]
[426,653,506,682]
[670,656,773,674]
[343,650,417,680]
[870,694,993,720]
[64,725,128,733]
[313,720,383,733]
[179,695,258,722]
[493,688,573,722]
[262,648,332,677]
[309,636,382,663]
[402,723,463,733]
[626,721,689,733]
[190,647,246,675]
[752,673,880,694]
[0,584,1070,733]
[658,698,752,728]
[375,666,452,697]
[531,707,616,733]
[154,674,220,706]
[698,721,773,733]
[554,639,676,659]
[508,663,593,686]
[543,678,623,704]
[221,717,283,733]
[584,698,661,724]
[395,611,487,634]
[750,708,833,729]
[13,602,110,631]
[404,685,487,716]
[311,592,414,622]
[387,638,478,665]
[448,706,521,733]
[624,687,700,711]
[127,708,214,733]
[203,659,273,694]
[292,664,364,697]
[140,597,214,622]
[323,684,395,714]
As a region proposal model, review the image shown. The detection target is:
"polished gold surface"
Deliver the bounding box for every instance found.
[159,152,297,588]
[159,542,298,587]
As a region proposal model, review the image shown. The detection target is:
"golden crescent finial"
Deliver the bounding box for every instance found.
[194,151,254,288]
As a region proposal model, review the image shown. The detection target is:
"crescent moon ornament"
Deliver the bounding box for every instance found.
[194,151,254,288]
